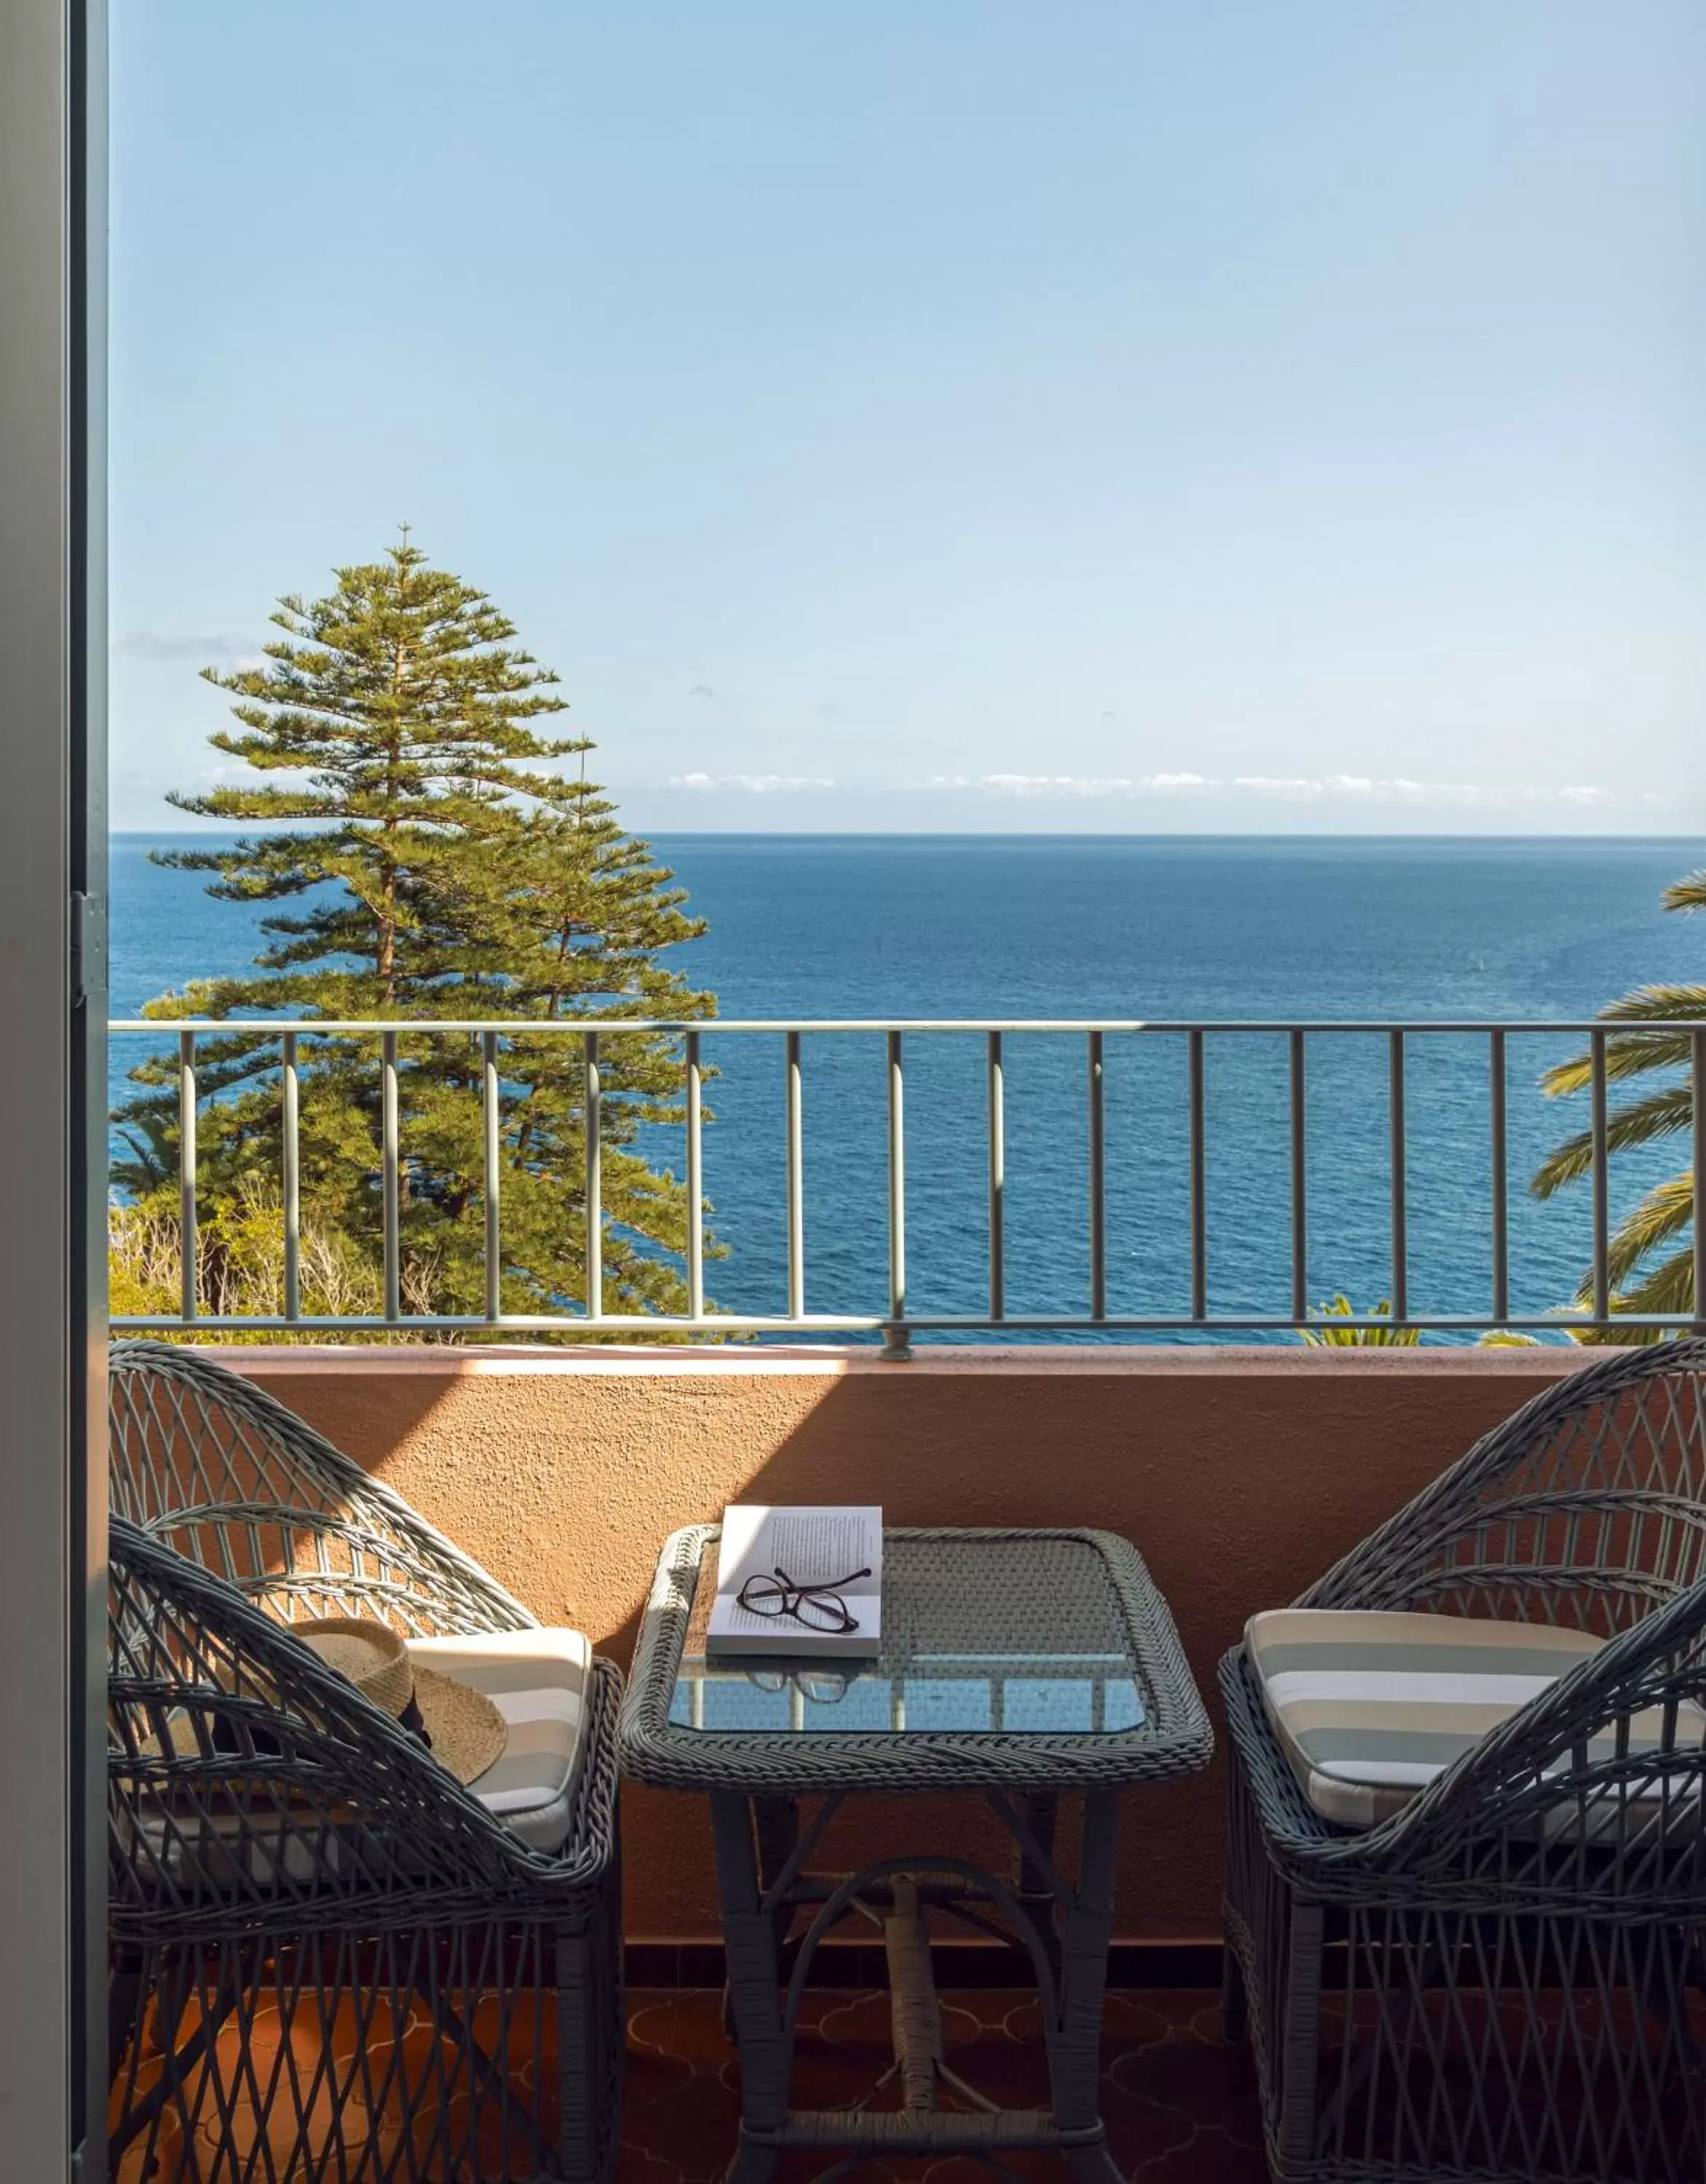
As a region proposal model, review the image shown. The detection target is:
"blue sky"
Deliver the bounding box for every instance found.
[111,2,1704,834]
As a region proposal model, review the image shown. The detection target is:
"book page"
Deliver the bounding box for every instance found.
[708,1504,881,1654]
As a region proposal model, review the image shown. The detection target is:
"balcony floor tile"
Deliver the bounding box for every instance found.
[621,1987,1266,2183]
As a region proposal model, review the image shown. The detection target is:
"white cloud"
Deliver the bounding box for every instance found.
[658,765,1629,810]
[930,772,1137,796]
[988,772,1135,796]
[669,771,835,793]
[924,770,1623,807]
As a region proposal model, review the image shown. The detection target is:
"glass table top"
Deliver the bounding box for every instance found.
[667,1532,1148,1738]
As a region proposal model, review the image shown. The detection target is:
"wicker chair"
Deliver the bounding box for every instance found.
[106,1340,624,2184]
[1222,1338,1706,2184]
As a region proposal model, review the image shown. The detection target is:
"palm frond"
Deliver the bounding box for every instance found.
[1600,1171,1695,1290]
[1534,863,1706,1326]
[111,1115,178,1198]
[1662,870,1706,914]
[1539,986,1706,1096]
[1595,983,1706,1020]
[1567,1314,1672,1348]
[1563,1249,1695,1344]
[1298,1294,1421,1348]
[1609,1249,1697,1319]
[1529,1083,1694,1198]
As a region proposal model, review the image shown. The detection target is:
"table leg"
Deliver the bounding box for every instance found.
[1013,1791,1063,1987]
[1050,1787,1124,2184]
[753,1795,801,1972]
[710,1792,789,2184]
[723,1796,798,2042]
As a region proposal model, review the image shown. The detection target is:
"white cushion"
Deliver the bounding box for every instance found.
[1247,1607,1702,1832]
[407,1626,592,1853]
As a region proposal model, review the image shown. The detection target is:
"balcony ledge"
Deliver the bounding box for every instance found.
[206,1337,1607,1377]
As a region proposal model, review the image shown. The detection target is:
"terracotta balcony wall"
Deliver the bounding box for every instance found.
[215,1341,1600,1955]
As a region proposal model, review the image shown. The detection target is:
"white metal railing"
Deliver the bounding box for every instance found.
[107,1016,1706,1353]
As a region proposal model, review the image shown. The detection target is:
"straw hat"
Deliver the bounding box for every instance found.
[295,1616,507,1787]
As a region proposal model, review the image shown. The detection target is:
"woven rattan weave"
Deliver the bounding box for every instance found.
[619,1523,1212,2181]
[1222,1339,1706,2184]
[106,1340,624,2183]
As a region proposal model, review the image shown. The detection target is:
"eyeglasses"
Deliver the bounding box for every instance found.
[746,1668,855,1704]
[737,1565,871,1635]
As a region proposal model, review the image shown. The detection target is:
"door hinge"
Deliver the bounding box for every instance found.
[69,890,106,1010]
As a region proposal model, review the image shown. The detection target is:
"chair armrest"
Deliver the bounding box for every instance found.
[108,1522,585,1931]
[1386,1575,1706,1858]
[1220,1645,1346,1859]
[1229,1580,1706,1899]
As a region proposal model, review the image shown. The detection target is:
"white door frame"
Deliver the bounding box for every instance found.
[0,0,108,2175]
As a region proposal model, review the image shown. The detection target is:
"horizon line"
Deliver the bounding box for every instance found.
[109,826,1706,843]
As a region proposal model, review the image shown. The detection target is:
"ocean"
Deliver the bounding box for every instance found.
[108,834,1706,1342]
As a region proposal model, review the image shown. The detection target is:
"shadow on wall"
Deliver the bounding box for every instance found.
[228,1342,1597,1944]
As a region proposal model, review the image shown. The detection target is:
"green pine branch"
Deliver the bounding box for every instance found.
[114,536,721,1337]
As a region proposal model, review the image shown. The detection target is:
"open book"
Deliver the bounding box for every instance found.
[707,1506,883,1659]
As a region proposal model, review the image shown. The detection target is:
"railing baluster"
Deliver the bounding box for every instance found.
[987,1030,1004,1320]
[282,1031,300,1322]
[178,1031,197,1322]
[1488,1029,1507,1326]
[1189,1029,1206,1321]
[1694,1029,1706,1332]
[104,1009,1706,1342]
[1389,1029,1407,1322]
[382,1030,400,1323]
[1289,1029,1307,1322]
[483,1030,500,1323]
[884,1029,908,1355]
[786,1029,805,1318]
[1088,1029,1106,1321]
[584,1029,602,1320]
[686,1029,705,1320]
[1590,1027,1609,1321]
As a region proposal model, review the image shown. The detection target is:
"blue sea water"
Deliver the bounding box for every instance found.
[108,834,1706,1341]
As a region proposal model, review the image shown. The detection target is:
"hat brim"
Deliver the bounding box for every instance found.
[413,1664,507,1787]
[134,1663,509,1791]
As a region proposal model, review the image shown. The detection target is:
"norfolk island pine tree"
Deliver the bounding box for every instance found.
[112,535,720,1333]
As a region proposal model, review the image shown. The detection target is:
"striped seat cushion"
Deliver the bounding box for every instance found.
[1246,1607,1702,1832]
[406,1626,592,1853]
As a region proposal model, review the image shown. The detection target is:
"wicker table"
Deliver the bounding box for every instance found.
[619,1524,1213,2183]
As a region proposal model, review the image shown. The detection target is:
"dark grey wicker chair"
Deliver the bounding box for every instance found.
[106,1340,623,2183]
[1222,1338,1706,2184]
